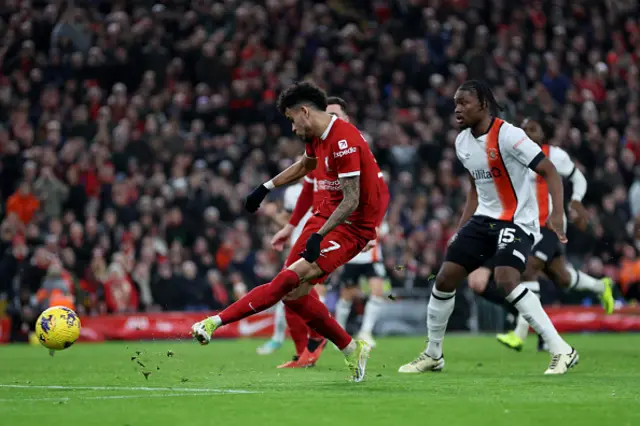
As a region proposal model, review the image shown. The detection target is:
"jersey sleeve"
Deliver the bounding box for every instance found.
[501,125,544,170]
[548,146,575,177]
[332,137,362,178]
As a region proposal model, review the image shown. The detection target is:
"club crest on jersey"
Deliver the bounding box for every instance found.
[338,140,348,150]
[488,148,499,160]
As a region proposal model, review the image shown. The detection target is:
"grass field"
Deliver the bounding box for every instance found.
[1,334,639,426]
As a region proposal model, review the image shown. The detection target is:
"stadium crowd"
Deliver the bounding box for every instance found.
[1,0,640,340]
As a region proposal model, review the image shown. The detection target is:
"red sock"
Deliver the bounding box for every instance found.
[219,270,299,324]
[307,288,324,342]
[284,305,308,356]
[284,294,352,350]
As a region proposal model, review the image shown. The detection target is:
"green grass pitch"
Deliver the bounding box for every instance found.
[1,334,639,426]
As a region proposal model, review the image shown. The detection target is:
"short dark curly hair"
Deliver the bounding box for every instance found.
[327,96,347,111]
[277,81,328,115]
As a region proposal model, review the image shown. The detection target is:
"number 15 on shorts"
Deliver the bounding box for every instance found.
[497,227,516,249]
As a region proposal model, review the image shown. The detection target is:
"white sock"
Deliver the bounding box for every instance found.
[272,302,286,343]
[359,296,385,335]
[513,281,540,340]
[341,339,356,355]
[569,267,605,294]
[506,284,572,354]
[210,315,222,327]
[424,288,456,359]
[335,298,352,329]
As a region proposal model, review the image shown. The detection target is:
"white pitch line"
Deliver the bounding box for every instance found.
[0,384,256,394]
[0,393,227,402]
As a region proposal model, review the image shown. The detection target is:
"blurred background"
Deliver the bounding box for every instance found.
[1,0,639,344]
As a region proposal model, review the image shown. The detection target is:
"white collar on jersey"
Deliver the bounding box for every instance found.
[320,114,338,140]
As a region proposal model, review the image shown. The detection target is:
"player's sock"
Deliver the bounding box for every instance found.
[424,288,456,359]
[272,302,286,343]
[284,294,352,351]
[568,267,605,294]
[513,281,539,340]
[477,281,519,316]
[307,287,326,345]
[284,305,309,356]
[506,284,572,354]
[335,297,352,329]
[359,296,384,335]
[218,270,300,324]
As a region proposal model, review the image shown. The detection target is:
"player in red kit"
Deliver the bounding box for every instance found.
[191,82,388,382]
[268,97,390,368]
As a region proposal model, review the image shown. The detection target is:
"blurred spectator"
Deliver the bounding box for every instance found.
[0,0,639,339]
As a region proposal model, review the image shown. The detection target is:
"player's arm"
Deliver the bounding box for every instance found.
[270,153,316,189]
[457,172,478,229]
[316,175,360,237]
[551,147,589,228]
[507,128,566,241]
[244,148,316,213]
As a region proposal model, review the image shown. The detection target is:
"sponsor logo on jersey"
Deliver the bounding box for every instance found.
[333,147,357,158]
[488,148,499,160]
[471,167,502,181]
[317,179,342,191]
[338,140,348,150]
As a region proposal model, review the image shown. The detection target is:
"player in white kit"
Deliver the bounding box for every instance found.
[398,80,578,375]
[256,173,316,355]
[466,118,615,352]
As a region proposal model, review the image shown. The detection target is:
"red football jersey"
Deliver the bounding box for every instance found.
[305,116,383,240]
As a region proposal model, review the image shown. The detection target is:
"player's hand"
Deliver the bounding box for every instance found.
[271,224,294,252]
[244,184,270,213]
[300,233,323,263]
[362,240,376,252]
[547,211,568,244]
[568,200,589,231]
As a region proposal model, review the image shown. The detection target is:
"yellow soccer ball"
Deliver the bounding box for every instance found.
[35,306,81,351]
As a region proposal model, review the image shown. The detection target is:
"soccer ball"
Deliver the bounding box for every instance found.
[35,306,81,351]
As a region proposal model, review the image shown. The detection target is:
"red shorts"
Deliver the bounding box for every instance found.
[285,215,371,285]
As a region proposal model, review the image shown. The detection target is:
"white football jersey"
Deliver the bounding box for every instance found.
[348,221,388,264]
[455,118,543,237]
[283,178,313,245]
[529,145,586,233]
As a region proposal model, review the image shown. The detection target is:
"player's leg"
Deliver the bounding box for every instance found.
[191,217,326,344]
[492,225,578,375]
[335,265,359,330]
[468,262,520,317]
[294,287,329,367]
[278,288,327,368]
[547,256,614,314]
[496,255,545,351]
[256,301,286,355]
[356,264,387,348]
[399,217,489,373]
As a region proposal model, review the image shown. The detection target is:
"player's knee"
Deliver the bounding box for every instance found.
[467,267,491,293]
[435,265,462,293]
[369,278,385,297]
[522,257,543,282]
[493,267,520,293]
[288,259,322,282]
